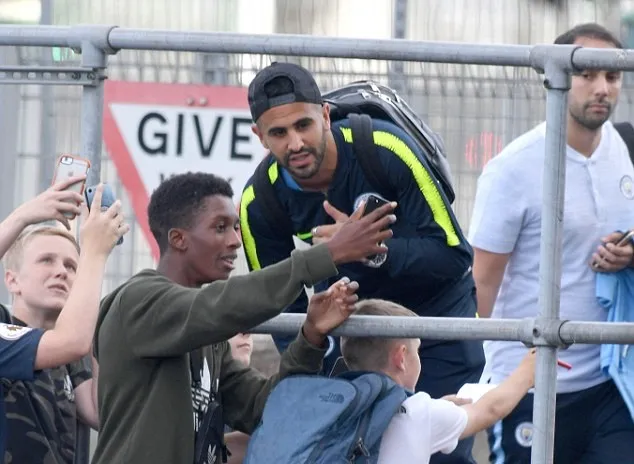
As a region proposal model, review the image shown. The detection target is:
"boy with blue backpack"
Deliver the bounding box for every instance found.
[244,299,537,463]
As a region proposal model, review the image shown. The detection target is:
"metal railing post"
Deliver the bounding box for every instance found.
[528,46,576,464]
[71,25,117,186]
[69,25,118,464]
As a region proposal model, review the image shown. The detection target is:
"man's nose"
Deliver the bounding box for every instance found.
[227,227,242,249]
[287,130,303,152]
[54,262,68,279]
[593,76,610,98]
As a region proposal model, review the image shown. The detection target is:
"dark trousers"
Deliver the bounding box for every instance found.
[487,380,634,464]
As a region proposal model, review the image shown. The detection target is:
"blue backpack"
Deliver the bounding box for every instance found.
[243,371,410,464]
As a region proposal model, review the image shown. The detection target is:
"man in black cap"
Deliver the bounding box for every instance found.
[239,62,484,464]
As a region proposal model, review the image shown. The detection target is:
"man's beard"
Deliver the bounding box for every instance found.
[570,100,613,131]
[282,136,327,179]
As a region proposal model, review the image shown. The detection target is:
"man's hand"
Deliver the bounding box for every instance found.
[302,277,360,347]
[590,231,634,273]
[12,175,86,230]
[80,184,130,257]
[325,201,396,265]
[312,201,348,245]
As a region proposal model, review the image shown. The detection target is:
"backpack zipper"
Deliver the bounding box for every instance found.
[347,411,372,462]
[347,376,391,463]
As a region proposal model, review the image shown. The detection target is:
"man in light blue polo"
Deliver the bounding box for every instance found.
[469,23,634,463]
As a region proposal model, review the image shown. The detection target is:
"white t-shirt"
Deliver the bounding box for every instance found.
[469,121,634,393]
[378,392,468,463]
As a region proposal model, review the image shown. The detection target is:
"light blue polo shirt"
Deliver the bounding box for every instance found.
[469,120,634,393]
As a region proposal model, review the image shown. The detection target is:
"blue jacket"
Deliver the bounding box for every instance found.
[596,268,634,420]
[239,118,480,374]
[0,323,43,459]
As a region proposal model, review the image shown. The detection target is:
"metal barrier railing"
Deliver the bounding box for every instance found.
[1,24,634,464]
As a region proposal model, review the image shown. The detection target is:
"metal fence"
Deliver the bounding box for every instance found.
[1,25,634,464]
[15,49,634,294]
[1,0,626,299]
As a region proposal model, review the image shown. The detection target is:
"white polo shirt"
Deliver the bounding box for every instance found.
[377,392,468,463]
[469,121,634,393]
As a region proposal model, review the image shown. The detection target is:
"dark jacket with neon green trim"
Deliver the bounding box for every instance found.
[240,118,476,355]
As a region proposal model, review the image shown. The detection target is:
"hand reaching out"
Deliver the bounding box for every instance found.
[80,184,130,257]
[13,175,86,230]
[302,277,360,347]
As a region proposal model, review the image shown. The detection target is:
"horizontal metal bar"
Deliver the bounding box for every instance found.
[0,79,92,86]
[0,66,100,86]
[0,65,87,73]
[251,314,634,345]
[0,25,72,47]
[107,29,535,66]
[559,321,634,345]
[1,26,634,77]
[571,47,634,72]
[251,314,529,341]
[97,29,634,71]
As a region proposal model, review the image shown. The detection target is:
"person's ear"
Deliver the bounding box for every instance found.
[4,270,19,295]
[322,103,331,131]
[168,228,187,252]
[389,342,408,372]
[252,124,269,149]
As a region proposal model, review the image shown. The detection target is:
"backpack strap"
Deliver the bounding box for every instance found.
[347,113,397,201]
[252,154,294,237]
[614,122,634,167]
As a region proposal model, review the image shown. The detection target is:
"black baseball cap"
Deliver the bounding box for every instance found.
[248,62,323,122]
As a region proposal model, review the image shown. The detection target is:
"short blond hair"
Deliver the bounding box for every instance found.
[340,299,418,372]
[3,225,79,271]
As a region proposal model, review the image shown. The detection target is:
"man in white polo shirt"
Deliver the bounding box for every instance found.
[469,23,634,463]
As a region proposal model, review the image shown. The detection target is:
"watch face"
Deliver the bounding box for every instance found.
[364,244,388,268]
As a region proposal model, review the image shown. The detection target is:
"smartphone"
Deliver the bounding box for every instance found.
[362,194,389,217]
[592,229,634,269]
[361,194,390,261]
[616,229,634,246]
[51,155,91,218]
[85,184,124,245]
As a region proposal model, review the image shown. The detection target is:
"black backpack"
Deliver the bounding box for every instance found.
[614,122,634,165]
[0,304,10,323]
[251,80,455,238]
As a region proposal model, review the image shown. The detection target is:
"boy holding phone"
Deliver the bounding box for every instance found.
[0,179,128,463]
